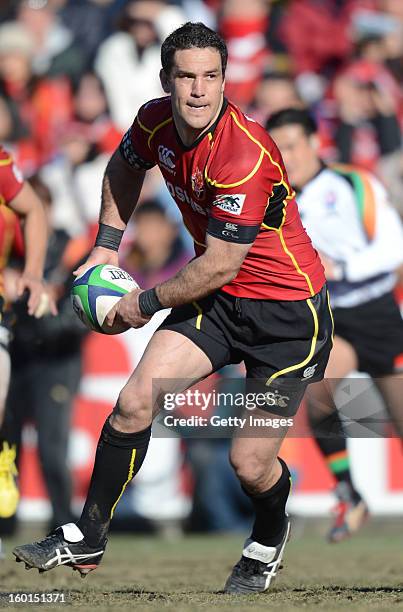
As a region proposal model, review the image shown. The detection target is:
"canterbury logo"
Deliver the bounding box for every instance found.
[158,145,175,170]
[44,547,103,567]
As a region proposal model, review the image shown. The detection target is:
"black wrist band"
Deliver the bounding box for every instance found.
[95,223,124,251]
[138,288,164,316]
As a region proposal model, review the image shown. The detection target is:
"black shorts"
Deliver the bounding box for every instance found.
[333,291,403,376]
[158,284,333,416]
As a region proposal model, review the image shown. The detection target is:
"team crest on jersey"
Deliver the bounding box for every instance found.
[191,167,205,199]
[212,194,246,216]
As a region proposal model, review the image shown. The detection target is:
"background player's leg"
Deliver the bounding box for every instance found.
[306,336,367,541]
[374,374,403,439]
[76,329,214,547]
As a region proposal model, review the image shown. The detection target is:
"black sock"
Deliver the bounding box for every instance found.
[244,457,291,547]
[309,410,361,503]
[77,415,151,547]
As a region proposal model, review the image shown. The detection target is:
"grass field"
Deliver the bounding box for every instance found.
[1,520,403,611]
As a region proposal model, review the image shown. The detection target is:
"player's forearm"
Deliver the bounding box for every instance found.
[100,150,146,230]
[22,199,47,279]
[156,253,239,308]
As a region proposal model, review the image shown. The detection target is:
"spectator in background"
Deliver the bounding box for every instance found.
[218,0,270,109]
[0,95,40,175]
[16,0,87,82]
[249,72,303,125]
[95,0,185,130]
[121,200,191,289]
[62,71,123,234]
[279,0,373,76]
[59,0,116,67]
[5,175,89,532]
[0,21,73,170]
[332,64,401,174]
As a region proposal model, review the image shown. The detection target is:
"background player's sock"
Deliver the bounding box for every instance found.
[309,408,361,503]
[244,457,291,547]
[77,416,151,547]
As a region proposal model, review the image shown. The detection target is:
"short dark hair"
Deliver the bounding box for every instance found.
[161,22,228,76]
[265,108,317,136]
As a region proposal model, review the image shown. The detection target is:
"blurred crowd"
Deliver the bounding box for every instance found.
[1,0,403,534]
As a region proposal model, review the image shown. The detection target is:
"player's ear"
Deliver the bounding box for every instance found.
[160,69,171,94]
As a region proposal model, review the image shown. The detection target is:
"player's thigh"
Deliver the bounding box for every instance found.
[306,335,358,419]
[121,329,214,414]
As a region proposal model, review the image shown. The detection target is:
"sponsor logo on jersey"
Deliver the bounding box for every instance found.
[213,194,246,216]
[191,167,205,199]
[302,364,317,379]
[165,180,207,216]
[158,145,176,173]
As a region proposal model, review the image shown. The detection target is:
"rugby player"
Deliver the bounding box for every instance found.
[267,108,403,542]
[0,146,52,518]
[14,23,333,593]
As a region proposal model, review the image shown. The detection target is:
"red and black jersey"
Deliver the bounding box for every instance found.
[120,97,325,300]
[0,146,24,298]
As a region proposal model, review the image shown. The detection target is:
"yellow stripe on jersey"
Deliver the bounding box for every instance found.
[266,297,319,386]
[110,449,136,519]
[205,112,294,197]
[147,117,173,149]
[136,116,153,135]
[206,149,264,189]
[136,115,173,149]
[192,301,203,330]
[262,201,315,296]
[0,158,12,167]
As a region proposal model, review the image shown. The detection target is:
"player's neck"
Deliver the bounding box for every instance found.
[174,97,224,147]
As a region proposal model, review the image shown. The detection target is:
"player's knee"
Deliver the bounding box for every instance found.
[229,452,269,492]
[115,385,152,428]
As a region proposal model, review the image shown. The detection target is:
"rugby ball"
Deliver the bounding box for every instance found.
[71,264,138,334]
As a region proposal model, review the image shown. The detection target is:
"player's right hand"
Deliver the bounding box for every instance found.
[73,246,119,277]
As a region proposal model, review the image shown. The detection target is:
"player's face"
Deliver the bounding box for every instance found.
[161,47,225,145]
[269,124,320,190]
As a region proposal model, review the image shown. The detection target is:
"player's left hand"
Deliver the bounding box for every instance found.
[105,288,151,329]
[17,274,58,317]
